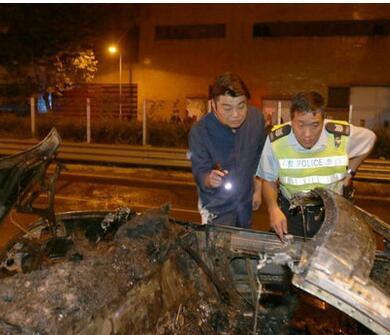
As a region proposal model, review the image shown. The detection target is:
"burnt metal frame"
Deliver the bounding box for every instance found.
[0,128,62,237]
[174,191,390,335]
[16,161,64,237]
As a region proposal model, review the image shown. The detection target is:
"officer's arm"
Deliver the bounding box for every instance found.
[344,152,372,186]
[262,179,287,240]
[252,176,262,210]
[256,136,287,239]
[344,126,377,185]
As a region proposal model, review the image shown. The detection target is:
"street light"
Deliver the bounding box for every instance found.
[108,45,122,119]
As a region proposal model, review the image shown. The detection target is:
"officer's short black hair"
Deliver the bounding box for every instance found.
[290,91,325,118]
[210,72,251,101]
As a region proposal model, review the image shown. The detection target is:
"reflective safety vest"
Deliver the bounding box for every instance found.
[271,121,350,199]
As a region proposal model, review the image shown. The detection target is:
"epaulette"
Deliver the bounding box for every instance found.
[325,121,350,136]
[269,124,291,142]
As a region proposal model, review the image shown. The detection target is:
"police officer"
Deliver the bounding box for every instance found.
[256,91,376,239]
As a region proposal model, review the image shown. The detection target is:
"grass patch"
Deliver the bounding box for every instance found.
[0,113,192,148]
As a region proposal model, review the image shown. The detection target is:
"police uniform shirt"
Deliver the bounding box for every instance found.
[256,120,376,195]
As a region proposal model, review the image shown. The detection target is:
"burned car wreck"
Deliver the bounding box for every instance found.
[0,129,389,335]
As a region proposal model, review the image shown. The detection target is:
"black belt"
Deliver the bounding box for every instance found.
[278,193,324,238]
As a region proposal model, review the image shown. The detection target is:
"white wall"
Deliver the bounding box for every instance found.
[262,99,291,125]
[350,86,390,130]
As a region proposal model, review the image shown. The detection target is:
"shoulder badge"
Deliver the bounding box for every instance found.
[326,121,350,148]
[325,121,350,136]
[269,124,291,142]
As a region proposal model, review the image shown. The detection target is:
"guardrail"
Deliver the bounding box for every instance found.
[0,139,190,168]
[0,138,389,181]
[354,159,390,181]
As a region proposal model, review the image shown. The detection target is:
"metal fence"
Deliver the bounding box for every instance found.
[0,95,195,149]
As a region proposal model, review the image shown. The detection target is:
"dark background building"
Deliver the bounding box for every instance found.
[119,4,390,128]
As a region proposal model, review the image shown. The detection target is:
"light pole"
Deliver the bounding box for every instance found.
[108,45,122,119]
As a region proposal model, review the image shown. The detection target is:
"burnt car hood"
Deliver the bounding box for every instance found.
[180,189,390,334]
[292,189,390,335]
[0,128,61,224]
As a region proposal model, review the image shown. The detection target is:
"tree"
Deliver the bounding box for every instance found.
[3,49,98,112]
[0,4,139,109]
[29,50,98,111]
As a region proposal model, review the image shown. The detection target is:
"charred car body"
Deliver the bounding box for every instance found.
[0,129,389,335]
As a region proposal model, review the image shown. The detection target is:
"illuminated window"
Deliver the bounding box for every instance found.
[37,94,52,113]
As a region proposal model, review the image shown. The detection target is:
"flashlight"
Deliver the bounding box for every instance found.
[213,162,232,191]
[224,182,232,190]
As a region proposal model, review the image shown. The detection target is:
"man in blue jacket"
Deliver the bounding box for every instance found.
[189,72,266,228]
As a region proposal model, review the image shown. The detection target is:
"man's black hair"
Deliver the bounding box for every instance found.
[210,72,251,100]
[290,91,325,118]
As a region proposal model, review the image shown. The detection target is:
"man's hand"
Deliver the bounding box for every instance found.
[204,169,228,188]
[252,177,262,211]
[252,191,261,211]
[269,206,288,240]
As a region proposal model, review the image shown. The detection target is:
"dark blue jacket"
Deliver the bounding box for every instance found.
[189,106,265,227]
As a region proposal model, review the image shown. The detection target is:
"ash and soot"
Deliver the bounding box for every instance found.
[0,206,249,335]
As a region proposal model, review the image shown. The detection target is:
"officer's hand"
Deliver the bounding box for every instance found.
[269,206,288,241]
[252,189,262,211]
[204,169,228,188]
[343,174,353,187]
[342,174,355,201]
